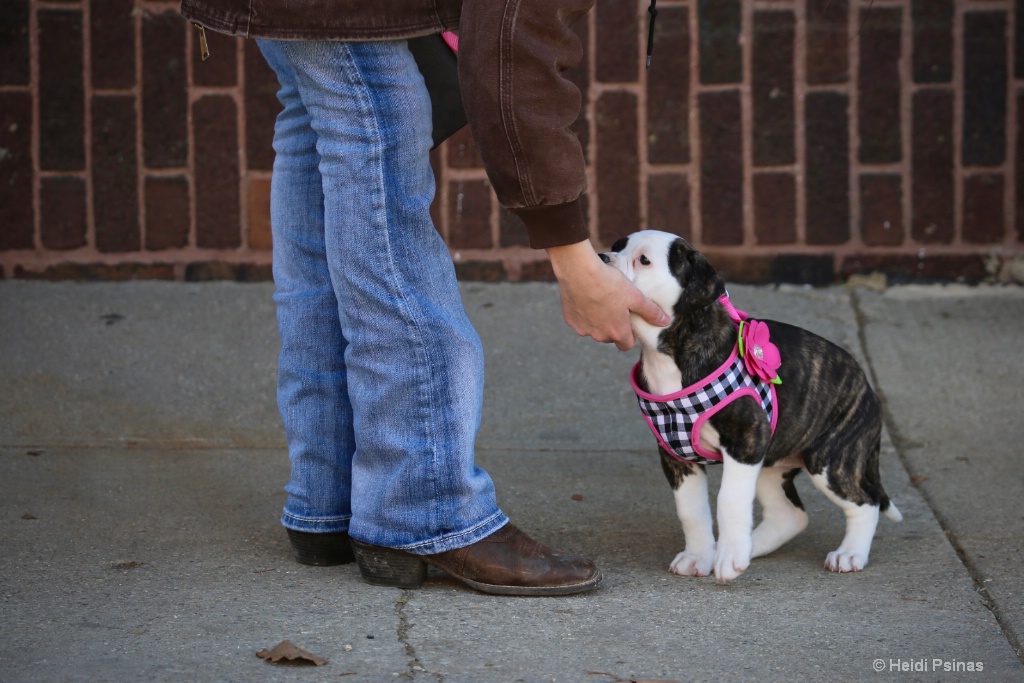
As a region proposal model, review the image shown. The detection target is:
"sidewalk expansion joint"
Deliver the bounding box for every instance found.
[850,289,1024,664]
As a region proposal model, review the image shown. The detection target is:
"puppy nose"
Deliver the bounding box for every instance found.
[599,253,611,264]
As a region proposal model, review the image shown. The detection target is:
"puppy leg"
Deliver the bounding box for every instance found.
[714,451,762,583]
[751,467,808,558]
[809,471,879,572]
[668,466,716,577]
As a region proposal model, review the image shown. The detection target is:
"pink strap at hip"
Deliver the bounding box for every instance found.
[441,31,459,53]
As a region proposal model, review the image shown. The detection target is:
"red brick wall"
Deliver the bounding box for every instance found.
[2,1,1023,283]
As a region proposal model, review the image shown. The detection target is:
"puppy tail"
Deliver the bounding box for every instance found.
[882,500,903,523]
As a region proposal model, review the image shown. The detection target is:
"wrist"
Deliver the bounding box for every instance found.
[546,240,600,280]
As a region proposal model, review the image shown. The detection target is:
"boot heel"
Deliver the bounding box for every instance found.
[351,540,427,588]
[286,529,355,566]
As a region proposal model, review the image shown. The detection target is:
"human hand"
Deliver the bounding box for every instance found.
[546,240,670,351]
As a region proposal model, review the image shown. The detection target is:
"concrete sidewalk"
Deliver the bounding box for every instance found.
[1,280,1022,682]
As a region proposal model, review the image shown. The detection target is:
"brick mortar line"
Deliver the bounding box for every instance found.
[1004,1,1019,249]
[441,166,489,180]
[131,1,145,253]
[585,8,600,244]
[29,1,40,253]
[185,18,198,262]
[953,2,966,246]
[848,0,863,250]
[741,0,755,246]
[792,0,808,245]
[898,0,914,251]
[637,0,651,232]
[236,33,251,251]
[687,1,702,245]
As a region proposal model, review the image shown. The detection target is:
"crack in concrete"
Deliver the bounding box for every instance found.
[394,591,443,682]
[850,288,1024,664]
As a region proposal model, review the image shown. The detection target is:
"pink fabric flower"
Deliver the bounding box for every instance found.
[740,320,782,384]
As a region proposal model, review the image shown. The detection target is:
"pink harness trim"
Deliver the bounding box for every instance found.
[441,31,459,53]
[630,295,779,464]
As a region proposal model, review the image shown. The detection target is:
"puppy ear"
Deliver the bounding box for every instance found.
[669,239,725,309]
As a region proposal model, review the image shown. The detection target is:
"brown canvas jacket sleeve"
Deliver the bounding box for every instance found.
[459,0,594,250]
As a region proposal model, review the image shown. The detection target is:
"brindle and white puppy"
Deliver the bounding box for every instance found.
[602,230,901,583]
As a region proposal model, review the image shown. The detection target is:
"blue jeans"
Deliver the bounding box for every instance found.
[257,39,508,554]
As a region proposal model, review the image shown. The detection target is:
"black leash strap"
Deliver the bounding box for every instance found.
[646,0,658,69]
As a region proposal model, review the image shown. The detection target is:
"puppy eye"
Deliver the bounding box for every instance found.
[639,255,651,266]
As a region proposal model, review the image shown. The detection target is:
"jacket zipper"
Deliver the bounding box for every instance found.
[193,23,210,61]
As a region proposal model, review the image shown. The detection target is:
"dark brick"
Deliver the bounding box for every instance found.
[912,89,954,243]
[91,0,135,89]
[912,0,953,83]
[499,208,530,248]
[429,147,443,231]
[38,9,85,170]
[142,11,188,168]
[192,27,238,87]
[145,177,190,250]
[771,255,835,286]
[698,0,742,84]
[519,259,556,282]
[596,0,637,83]
[1017,0,1024,79]
[702,252,834,286]
[806,0,848,85]
[860,174,903,247]
[753,173,796,245]
[185,262,272,282]
[699,91,743,245]
[839,254,989,283]
[92,95,140,252]
[752,11,795,167]
[647,173,691,240]
[700,251,772,283]
[447,179,492,249]
[0,0,29,85]
[19,262,176,281]
[1018,91,1024,241]
[193,95,241,248]
[963,12,1007,167]
[805,92,849,245]
[41,176,87,250]
[647,6,689,165]
[446,125,484,169]
[858,7,902,163]
[248,177,272,250]
[596,91,640,244]
[963,174,1004,245]
[453,261,507,282]
[567,18,590,160]
[0,92,34,249]
[245,40,279,171]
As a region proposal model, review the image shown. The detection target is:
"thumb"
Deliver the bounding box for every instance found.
[631,294,671,327]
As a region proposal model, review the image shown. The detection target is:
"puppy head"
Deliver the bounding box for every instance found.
[600,230,725,318]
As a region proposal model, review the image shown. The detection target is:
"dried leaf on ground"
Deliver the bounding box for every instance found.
[587,672,681,683]
[256,640,328,666]
[589,671,675,683]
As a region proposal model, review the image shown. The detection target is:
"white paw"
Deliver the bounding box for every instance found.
[825,550,867,573]
[713,538,752,584]
[669,549,714,577]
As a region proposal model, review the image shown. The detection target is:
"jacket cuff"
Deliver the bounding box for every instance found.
[512,200,590,250]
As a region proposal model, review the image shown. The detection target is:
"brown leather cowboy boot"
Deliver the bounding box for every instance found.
[350,523,602,596]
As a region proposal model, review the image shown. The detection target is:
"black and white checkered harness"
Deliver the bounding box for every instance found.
[630,302,777,465]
